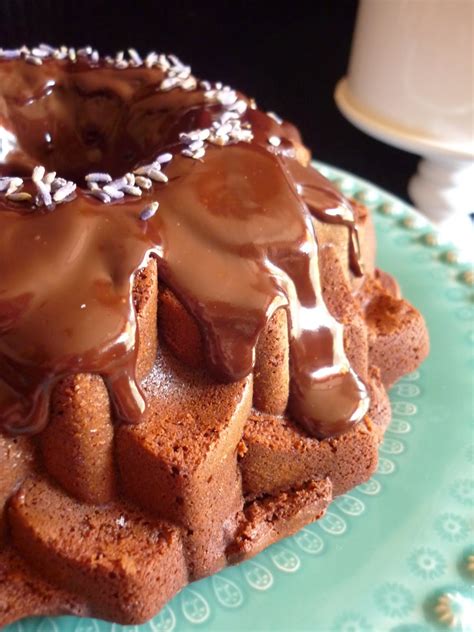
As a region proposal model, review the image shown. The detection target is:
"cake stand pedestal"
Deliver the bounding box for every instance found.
[335,78,474,260]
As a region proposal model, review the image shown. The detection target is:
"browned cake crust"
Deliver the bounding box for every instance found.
[0,196,429,625]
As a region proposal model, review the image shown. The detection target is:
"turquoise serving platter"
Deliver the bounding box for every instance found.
[5,162,474,632]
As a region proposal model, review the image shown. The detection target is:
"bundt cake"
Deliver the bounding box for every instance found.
[0,45,429,626]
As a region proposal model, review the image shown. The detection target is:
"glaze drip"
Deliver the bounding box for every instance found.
[0,53,369,438]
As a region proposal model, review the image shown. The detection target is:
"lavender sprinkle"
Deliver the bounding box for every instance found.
[77,47,93,57]
[140,201,159,221]
[32,165,46,182]
[156,153,173,164]
[187,140,204,152]
[145,52,158,68]
[124,173,135,186]
[180,129,209,143]
[209,135,227,146]
[168,54,185,67]
[6,178,23,195]
[25,55,42,66]
[53,181,76,203]
[133,164,156,176]
[128,48,142,65]
[182,77,197,91]
[148,169,168,183]
[31,47,51,58]
[89,188,111,203]
[192,147,206,159]
[229,100,247,115]
[51,178,67,192]
[219,110,240,123]
[181,148,205,159]
[109,176,128,190]
[85,173,113,184]
[122,185,142,197]
[215,123,232,136]
[160,77,180,91]
[0,49,22,59]
[135,176,152,190]
[35,179,53,207]
[6,191,32,202]
[157,54,170,70]
[44,171,57,185]
[103,185,125,200]
[216,89,237,106]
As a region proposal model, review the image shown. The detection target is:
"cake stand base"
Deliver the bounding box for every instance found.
[408,157,474,259]
[335,79,474,260]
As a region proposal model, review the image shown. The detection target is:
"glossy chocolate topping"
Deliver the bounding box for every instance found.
[0,51,369,439]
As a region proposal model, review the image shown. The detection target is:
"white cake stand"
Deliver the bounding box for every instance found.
[335,78,474,260]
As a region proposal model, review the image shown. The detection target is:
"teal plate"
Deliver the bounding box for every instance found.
[5,163,474,632]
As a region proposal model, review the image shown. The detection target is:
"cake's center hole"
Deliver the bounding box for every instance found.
[0,90,171,181]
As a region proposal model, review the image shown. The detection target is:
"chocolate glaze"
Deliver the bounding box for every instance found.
[285,158,364,277]
[0,55,369,439]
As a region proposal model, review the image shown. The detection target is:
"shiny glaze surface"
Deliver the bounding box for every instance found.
[0,55,368,438]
